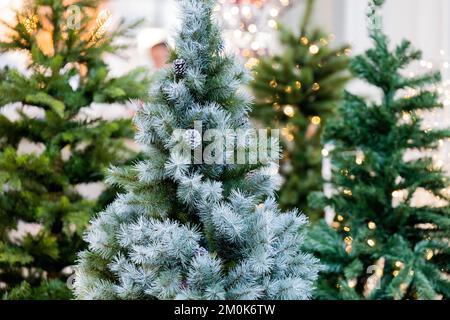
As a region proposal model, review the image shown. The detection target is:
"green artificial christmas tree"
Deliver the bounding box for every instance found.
[74,0,321,300]
[305,0,450,300]
[0,0,149,299]
[251,0,351,221]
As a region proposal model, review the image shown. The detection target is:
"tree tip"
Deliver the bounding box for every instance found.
[372,0,385,7]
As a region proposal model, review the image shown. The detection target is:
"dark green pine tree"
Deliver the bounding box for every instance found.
[0,0,149,299]
[305,0,450,300]
[251,0,351,221]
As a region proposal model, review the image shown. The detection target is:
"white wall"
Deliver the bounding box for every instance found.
[336,0,450,56]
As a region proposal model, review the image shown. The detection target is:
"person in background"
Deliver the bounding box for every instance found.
[149,41,169,70]
[127,38,170,117]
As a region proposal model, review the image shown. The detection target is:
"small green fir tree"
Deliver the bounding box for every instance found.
[251,0,351,221]
[305,0,450,300]
[0,0,149,299]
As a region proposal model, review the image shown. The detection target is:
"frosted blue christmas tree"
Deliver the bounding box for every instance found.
[74,0,320,300]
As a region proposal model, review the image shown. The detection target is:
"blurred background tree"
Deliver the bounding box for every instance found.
[0,0,149,299]
[250,0,351,221]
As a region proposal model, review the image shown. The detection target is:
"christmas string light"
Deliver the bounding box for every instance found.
[355,150,365,165]
[311,82,320,91]
[281,124,296,142]
[368,221,376,229]
[269,79,278,88]
[216,0,298,59]
[343,189,352,196]
[309,44,319,55]
[311,116,321,125]
[283,105,295,117]
[300,36,309,45]
[348,278,357,288]
[411,51,450,182]
[344,236,353,254]
[19,13,38,34]
[425,249,434,260]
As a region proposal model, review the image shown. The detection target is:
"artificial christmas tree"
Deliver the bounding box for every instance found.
[251,0,351,221]
[305,0,450,300]
[74,0,320,300]
[0,0,149,299]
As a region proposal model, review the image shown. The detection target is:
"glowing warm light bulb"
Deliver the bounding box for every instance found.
[231,6,239,15]
[337,215,344,222]
[250,41,260,51]
[348,279,357,288]
[270,8,279,17]
[367,239,376,247]
[392,190,400,198]
[425,249,433,260]
[309,44,319,55]
[268,19,277,29]
[283,105,295,117]
[300,37,309,45]
[233,29,242,38]
[368,221,376,230]
[248,24,257,33]
[269,79,278,88]
[321,149,329,157]
[295,81,302,89]
[312,83,320,91]
[245,57,259,69]
[311,116,321,125]
[241,6,251,17]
